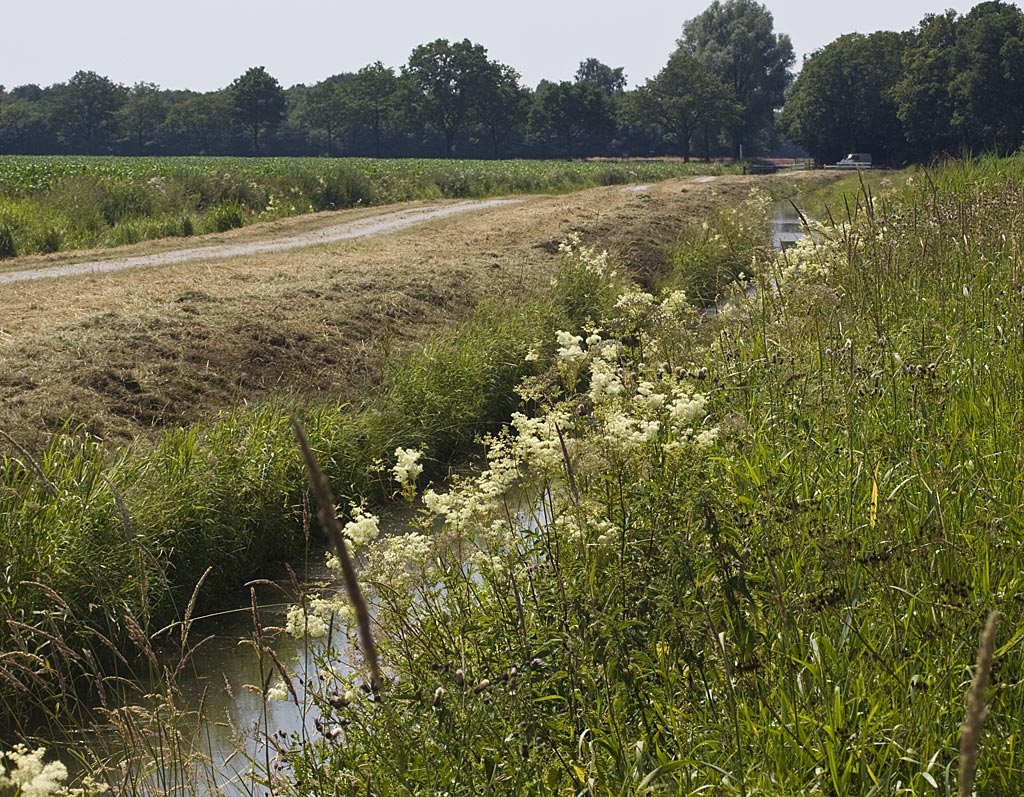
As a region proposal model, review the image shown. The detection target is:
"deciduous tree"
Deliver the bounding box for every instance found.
[680,0,794,156]
[404,39,493,158]
[119,82,167,155]
[345,62,402,158]
[50,70,125,154]
[229,66,286,155]
[476,62,530,158]
[780,32,909,165]
[575,58,627,95]
[296,78,349,156]
[626,49,738,162]
[530,81,616,158]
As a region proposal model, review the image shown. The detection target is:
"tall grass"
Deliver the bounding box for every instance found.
[0,236,611,741]
[5,157,1022,796]
[258,158,1023,795]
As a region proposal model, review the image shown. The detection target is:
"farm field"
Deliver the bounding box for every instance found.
[1,159,1022,796]
[0,156,728,258]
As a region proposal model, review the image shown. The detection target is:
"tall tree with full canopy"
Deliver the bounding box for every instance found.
[404,39,494,158]
[530,80,616,158]
[575,58,627,95]
[119,82,167,155]
[296,77,350,156]
[476,62,530,158]
[50,70,125,154]
[949,1,1024,154]
[345,62,402,158]
[229,66,286,155]
[779,31,910,165]
[892,11,959,160]
[164,92,232,155]
[679,0,794,156]
[625,49,738,162]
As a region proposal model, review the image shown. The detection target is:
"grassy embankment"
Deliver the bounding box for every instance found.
[250,160,1021,796]
[0,156,728,258]
[5,160,1022,796]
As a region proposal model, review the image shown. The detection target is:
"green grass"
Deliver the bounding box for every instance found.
[5,157,1022,796]
[260,157,1023,796]
[0,156,729,258]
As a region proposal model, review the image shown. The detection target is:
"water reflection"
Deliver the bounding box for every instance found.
[67,509,415,796]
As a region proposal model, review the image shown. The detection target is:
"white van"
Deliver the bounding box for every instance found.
[836,153,872,169]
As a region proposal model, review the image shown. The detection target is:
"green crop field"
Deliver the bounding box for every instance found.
[0,156,726,259]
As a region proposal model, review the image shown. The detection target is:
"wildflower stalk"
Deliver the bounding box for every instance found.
[291,418,382,694]
[959,610,999,797]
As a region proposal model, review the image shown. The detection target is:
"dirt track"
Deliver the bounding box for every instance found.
[0,172,832,447]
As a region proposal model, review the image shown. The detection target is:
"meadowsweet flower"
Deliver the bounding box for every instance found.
[267,680,289,702]
[659,289,697,322]
[603,411,660,449]
[511,410,570,470]
[285,600,331,639]
[588,358,625,404]
[668,389,708,428]
[555,330,585,364]
[634,381,666,413]
[0,745,69,797]
[371,532,434,590]
[393,447,423,489]
[694,427,720,448]
[343,508,380,551]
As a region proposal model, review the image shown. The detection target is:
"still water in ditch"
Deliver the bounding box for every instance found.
[61,510,416,797]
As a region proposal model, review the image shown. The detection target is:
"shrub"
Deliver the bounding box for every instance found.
[209,201,245,232]
[0,220,16,259]
[31,225,62,254]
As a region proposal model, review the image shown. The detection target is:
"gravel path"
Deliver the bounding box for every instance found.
[0,198,523,285]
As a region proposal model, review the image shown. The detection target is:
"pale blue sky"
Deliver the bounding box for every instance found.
[2,1,1014,92]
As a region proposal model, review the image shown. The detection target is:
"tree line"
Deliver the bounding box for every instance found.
[782,0,1024,164]
[2,1,1022,164]
[0,1,795,161]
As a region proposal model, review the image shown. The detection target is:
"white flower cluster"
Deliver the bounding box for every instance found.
[342,508,380,552]
[555,330,585,364]
[392,447,423,489]
[557,231,610,276]
[778,233,833,285]
[285,595,344,639]
[0,745,107,797]
[369,531,433,590]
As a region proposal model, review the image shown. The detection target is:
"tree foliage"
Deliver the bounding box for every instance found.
[119,82,167,155]
[780,32,910,165]
[680,0,794,156]
[345,62,402,158]
[50,70,126,154]
[229,66,286,155]
[404,39,495,158]
[575,58,627,95]
[531,81,616,158]
[296,78,349,156]
[625,49,738,162]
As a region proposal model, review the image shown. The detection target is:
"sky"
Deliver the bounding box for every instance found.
[1,0,1017,93]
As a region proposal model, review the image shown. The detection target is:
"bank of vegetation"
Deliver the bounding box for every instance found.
[2,158,1023,796]
[266,158,1021,795]
[0,156,721,259]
